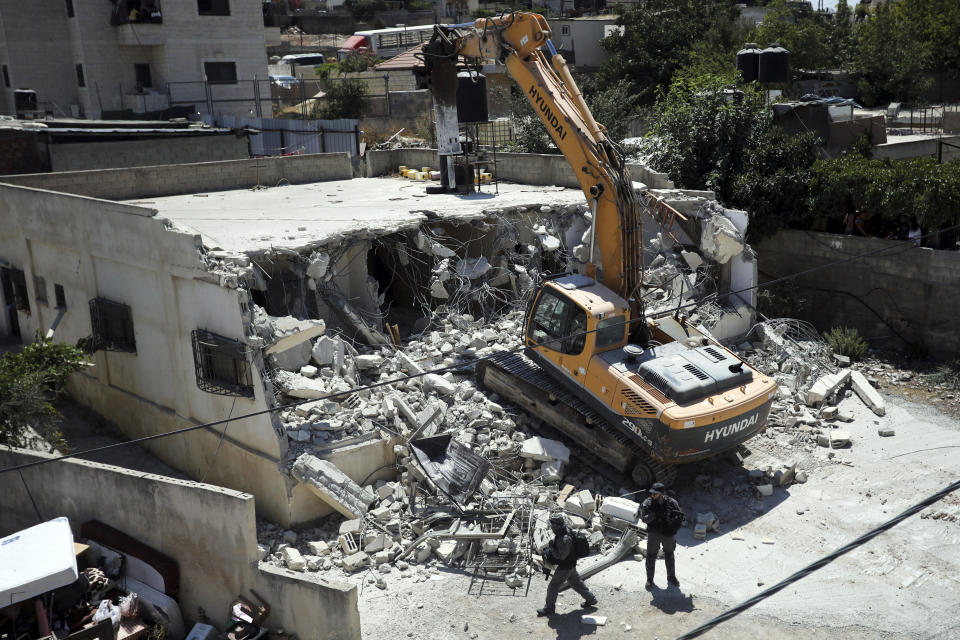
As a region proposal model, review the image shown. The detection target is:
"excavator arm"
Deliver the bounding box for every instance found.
[423,13,646,320]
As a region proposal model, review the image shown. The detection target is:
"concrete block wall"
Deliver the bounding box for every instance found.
[0,448,361,640]
[365,148,676,189]
[756,230,960,357]
[50,135,250,172]
[1,153,352,200]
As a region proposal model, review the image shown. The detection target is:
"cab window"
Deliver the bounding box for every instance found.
[595,315,626,349]
[528,290,587,355]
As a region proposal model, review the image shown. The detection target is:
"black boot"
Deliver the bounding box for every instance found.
[645,556,655,590]
[665,553,679,587]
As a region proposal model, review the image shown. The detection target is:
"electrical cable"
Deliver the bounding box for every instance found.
[674,476,960,640]
[3,222,959,478]
[18,468,43,523]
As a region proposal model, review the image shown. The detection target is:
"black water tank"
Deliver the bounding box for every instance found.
[736,43,760,83]
[758,43,790,83]
[456,72,488,123]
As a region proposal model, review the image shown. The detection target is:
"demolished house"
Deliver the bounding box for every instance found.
[0,156,759,531]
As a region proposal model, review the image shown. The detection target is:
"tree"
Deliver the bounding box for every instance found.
[314,78,367,119]
[0,337,86,448]
[852,0,931,105]
[751,0,831,71]
[640,74,821,240]
[598,0,742,106]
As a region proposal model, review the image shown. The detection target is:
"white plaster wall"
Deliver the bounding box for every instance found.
[0,183,296,522]
[0,0,269,118]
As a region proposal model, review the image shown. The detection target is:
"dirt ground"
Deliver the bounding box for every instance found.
[352,391,960,640]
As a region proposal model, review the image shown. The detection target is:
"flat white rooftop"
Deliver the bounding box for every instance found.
[127,178,583,254]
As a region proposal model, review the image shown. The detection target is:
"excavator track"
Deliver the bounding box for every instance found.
[477,351,678,488]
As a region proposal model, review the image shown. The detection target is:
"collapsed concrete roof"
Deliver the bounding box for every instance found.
[126,179,584,255]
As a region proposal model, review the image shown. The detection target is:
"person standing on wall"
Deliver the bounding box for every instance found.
[537,512,598,617]
[640,482,684,590]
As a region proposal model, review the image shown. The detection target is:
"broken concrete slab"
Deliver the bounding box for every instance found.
[292,454,376,519]
[850,370,886,416]
[519,436,570,463]
[699,210,744,265]
[423,373,456,395]
[805,370,851,406]
[342,551,370,572]
[599,497,640,522]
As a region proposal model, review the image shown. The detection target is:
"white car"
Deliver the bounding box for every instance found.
[269,75,298,89]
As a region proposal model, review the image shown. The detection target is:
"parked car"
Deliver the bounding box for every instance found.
[269,75,298,89]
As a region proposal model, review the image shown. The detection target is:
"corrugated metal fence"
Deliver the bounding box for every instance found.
[201,114,360,157]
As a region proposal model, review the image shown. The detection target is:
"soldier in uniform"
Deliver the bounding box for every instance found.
[537,512,598,616]
[640,482,684,589]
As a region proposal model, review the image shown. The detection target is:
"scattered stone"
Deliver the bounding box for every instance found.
[817,430,851,448]
[756,484,774,497]
[878,427,895,437]
[582,615,607,626]
[282,547,305,571]
[342,551,370,572]
[307,540,329,556]
[519,436,570,463]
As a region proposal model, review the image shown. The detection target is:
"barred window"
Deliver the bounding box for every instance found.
[89,297,136,353]
[9,268,30,313]
[191,329,254,397]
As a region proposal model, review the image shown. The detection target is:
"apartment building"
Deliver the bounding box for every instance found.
[0,0,269,119]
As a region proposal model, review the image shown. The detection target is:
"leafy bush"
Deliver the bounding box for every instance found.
[315,77,367,119]
[825,326,868,361]
[0,337,86,447]
[810,155,960,231]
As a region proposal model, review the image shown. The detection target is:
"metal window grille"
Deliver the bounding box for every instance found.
[191,329,255,397]
[10,268,29,312]
[89,297,136,353]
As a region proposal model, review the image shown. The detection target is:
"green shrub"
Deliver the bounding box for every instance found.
[825,326,868,361]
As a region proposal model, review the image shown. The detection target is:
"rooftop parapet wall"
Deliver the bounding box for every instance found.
[364,149,676,189]
[756,230,960,357]
[0,448,361,640]
[0,153,353,200]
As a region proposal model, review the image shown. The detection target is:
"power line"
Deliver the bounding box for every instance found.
[3,223,957,478]
[675,477,960,640]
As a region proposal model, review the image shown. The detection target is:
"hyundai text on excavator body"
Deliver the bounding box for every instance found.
[423,13,775,486]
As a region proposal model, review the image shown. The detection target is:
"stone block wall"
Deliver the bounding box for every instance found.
[50,135,251,172]
[756,230,960,357]
[0,152,353,200]
[0,448,361,640]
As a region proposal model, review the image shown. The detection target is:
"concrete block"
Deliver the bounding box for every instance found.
[305,555,322,571]
[696,512,719,531]
[878,427,895,437]
[693,523,708,540]
[364,533,388,553]
[423,373,456,395]
[481,539,500,553]
[373,550,391,565]
[575,490,596,515]
[282,547,305,571]
[756,484,774,497]
[599,497,640,522]
[414,543,432,563]
[435,540,466,564]
[519,436,570,463]
[805,370,851,406]
[339,519,362,536]
[342,551,370,572]
[817,430,850,448]
[306,540,330,556]
[850,370,885,416]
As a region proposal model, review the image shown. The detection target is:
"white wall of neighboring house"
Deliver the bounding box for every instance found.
[0,183,302,524]
[547,16,617,68]
[0,0,270,118]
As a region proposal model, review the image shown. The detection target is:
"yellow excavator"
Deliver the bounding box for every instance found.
[423,13,775,487]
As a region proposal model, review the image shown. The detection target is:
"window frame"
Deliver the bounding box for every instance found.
[65,0,75,18]
[197,0,231,16]
[54,284,67,310]
[9,268,30,313]
[2,65,9,89]
[75,63,85,87]
[191,329,255,398]
[595,315,627,350]
[89,297,137,353]
[134,63,153,89]
[203,61,238,85]
[527,289,587,356]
